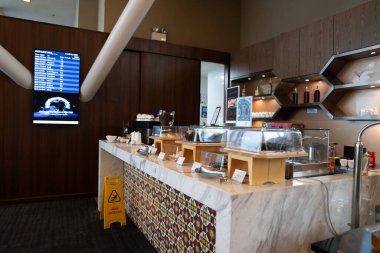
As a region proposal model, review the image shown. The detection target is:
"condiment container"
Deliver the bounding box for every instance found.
[369,151,375,167]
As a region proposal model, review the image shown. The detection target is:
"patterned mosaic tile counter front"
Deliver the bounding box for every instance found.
[123,163,216,252]
[98,140,380,253]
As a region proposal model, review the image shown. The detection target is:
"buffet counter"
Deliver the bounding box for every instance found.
[98,140,380,253]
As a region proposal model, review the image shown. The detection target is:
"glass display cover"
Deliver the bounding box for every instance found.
[226,128,304,152]
[151,126,181,139]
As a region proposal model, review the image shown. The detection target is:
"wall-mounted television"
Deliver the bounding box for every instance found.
[33,49,80,125]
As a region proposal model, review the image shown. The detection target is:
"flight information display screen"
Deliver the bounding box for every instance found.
[33,49,80,125]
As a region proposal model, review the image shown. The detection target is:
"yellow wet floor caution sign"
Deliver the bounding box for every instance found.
[100,176,126,229]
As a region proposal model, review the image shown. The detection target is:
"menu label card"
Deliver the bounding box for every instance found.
[231,169,247,184]
[150,147,158,155]
[157,152,166,160]
[176,156,186,166]
[191,162,203,172]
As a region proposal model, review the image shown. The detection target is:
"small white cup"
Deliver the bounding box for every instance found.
[134,131,142,144]
[340,159,348,167]
[348,160,354,169]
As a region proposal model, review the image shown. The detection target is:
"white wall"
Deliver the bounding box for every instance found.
[207,70,225,126]
[200,76,208,125]
[98,0,105,32]
[240,0,371,47]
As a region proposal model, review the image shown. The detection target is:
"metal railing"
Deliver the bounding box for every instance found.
[352,122,380,229]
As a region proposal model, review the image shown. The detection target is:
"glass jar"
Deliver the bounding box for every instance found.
[328,142,338,157]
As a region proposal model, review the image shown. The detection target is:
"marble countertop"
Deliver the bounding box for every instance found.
[99,140,364,197]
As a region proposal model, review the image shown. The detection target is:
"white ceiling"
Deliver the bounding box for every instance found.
[0,0,77,27]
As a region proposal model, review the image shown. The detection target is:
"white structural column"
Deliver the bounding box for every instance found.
[80,0,155,102]
[0,45,33,89]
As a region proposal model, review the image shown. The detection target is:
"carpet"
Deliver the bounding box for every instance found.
[0,197,156,253]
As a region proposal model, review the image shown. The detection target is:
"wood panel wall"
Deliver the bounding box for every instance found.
[0,16,229,203]
[0,17,108,202]
[140,53,200,125]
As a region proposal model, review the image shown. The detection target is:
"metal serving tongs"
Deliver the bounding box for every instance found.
[194,167,229,183]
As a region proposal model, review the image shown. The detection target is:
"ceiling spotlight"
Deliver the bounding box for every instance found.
[371,51,376,55]
[23,0,31,2]
[305,79,310,82]
[262,75,266,78]
[370,85,375,88]
[248,77,251,80]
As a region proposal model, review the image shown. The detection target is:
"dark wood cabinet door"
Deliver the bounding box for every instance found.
[230,47,249,79]
[273,30,300,79]
[334,0,380,54]
[299,17,333,76]
[249,39,274,73]
[140,53,200,125]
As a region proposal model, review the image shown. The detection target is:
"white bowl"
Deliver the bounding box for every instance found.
[106,135,117,142]
[340,158,348,167]
[348,160,354,169]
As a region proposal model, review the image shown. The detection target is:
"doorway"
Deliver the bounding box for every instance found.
[200,62,226,126]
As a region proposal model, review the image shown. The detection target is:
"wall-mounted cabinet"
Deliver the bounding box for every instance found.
[230,46,250,79]
[273,29,300,79]
[333,0,380,54]
[230,71,281,122]
[249,38,274,73]
[232,16,333,81]
[231,39,274,79]
[320,44,380,120]
[299,17,334,76]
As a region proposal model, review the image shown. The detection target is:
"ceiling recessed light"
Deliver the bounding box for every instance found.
[370,51,376,55]
[370,85,375,88]
[248,77,251,80]
[305,79,310,82]
[23,0,31,2]
[262,75,266,78]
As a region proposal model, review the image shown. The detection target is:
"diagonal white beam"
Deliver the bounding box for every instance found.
[80,0,155,102]
[0,45,33,89]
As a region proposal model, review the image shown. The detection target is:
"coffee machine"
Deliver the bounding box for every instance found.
[133,120,160,145]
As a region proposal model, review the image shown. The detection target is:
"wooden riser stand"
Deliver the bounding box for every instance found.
[177,141,226,163]
[150,137,181,154]
[224,148,307,186]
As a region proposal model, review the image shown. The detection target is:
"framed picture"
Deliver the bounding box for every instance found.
[226,86,240,123]
[236,96,252,127]
[201,106,207,118]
